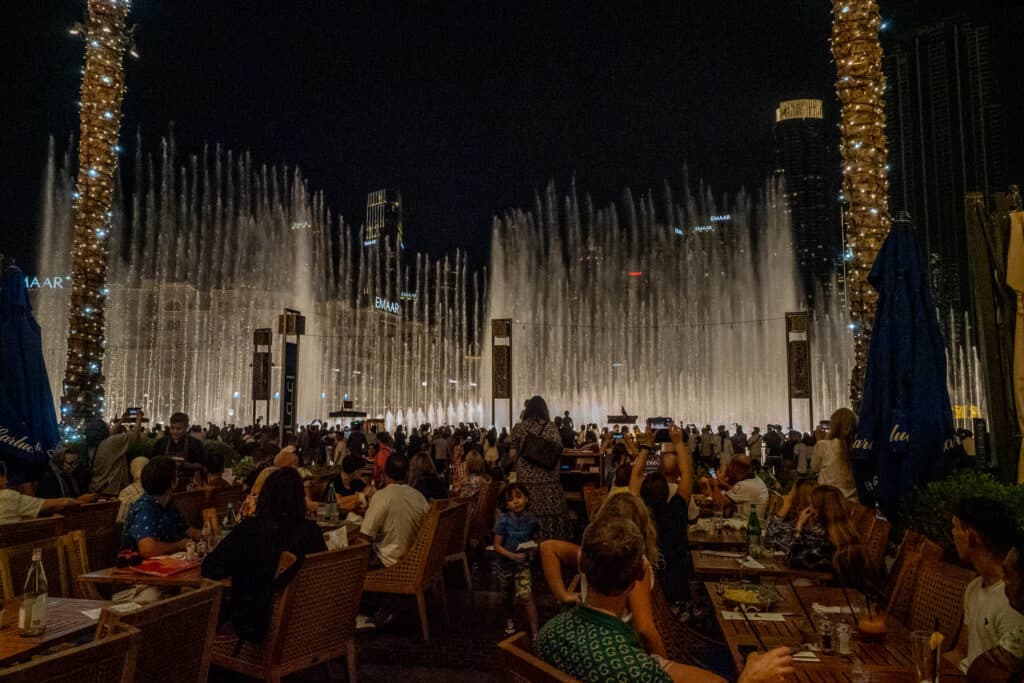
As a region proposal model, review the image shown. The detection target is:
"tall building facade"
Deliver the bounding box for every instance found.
[885,16,1006,316]
[362,188,404,300]
[774,99,840,301]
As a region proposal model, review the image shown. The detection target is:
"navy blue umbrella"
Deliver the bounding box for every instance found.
[852,220,955,512]
[0,265,60,485]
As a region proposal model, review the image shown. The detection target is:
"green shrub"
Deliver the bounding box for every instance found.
[203,439,242,469]
[127,435,156,462]
[231,456,255,484]
[897,468,1024,559]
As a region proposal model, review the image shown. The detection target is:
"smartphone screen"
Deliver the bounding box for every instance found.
[127,407,140,417]
[709,467,717,479]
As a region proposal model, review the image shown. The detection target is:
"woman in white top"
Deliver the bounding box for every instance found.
[811,408,859,502]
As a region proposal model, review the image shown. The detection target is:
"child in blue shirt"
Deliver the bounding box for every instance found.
[494,483,540,636]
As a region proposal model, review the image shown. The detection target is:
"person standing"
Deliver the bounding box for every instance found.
[90,410,145,496]
[810,408,858,501]
[346,422,368,459]
[153,412,206,470]
[510,396,568,541]
[747,427,764,464]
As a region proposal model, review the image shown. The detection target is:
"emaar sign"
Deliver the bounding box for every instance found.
[374,296,401,316]
[24,275,69,289]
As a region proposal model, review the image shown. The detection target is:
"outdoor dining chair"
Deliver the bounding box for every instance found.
[0,622,140,683]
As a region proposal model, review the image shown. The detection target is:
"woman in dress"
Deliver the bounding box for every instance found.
[811,408,859,501]
[509,395,568,541]
[788,484,866,587]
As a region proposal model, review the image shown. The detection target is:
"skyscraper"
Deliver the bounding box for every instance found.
[362,188,404,300]
[885,16,1006,317]
[774,99,840,301]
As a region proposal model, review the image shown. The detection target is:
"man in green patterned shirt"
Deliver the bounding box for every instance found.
[536,516,793,683]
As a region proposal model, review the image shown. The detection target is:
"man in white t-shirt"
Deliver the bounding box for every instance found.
[0,461,81,524]
[360,453,429,568]
[945,497,1024,673]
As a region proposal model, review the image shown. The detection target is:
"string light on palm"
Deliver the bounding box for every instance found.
[62,0,134,433]
[831,0,890,409]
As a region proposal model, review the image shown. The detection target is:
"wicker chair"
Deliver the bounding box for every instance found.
[469,480,503,550]
[884,530,943,620]
[766,490,785,518]
[170,489,209,530]
[0,622,141,683]
[59,530,104,600]
[0,515,63,549]
[207,484,245,518]
[363,502,460,642]
[581,485,607,522]
[97,581,222,683]
[440,497,474,591]
[211,543,371,683]
[650,580,730,672]
[0,536,67,600]
[907,559,976,650]
[498,632,578,683]
[58,500,120,572]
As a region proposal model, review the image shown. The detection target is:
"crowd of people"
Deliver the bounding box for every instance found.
[0,397,1020,682]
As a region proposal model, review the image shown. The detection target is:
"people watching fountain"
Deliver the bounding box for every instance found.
[89,409,145,495]
[715,425,734,467]
[509,395,569,541]
[747,426,763,463]
[811,408,858,501]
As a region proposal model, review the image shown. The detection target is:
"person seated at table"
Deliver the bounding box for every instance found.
[541,492,666,658]
[763,478,815,552]
[201,467,327,643]
[966,542,1024,681]
[536,515,793,683]
[360,453,430,569]
[946,498,1024,673]
[239,466,278,519]
[409,453,445,500]
[787,485,865,586]
[704,454,768,520]
[35,447,97,503]
[122,456,202,557]
[116,456,149,523]
[203,451,232,489]
[0,461,82,523]
[452,450,490,498]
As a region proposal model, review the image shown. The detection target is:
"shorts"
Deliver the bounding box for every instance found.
[497,558,532,600]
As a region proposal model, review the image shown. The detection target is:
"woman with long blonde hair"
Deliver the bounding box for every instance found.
[811,407,859,501]
[789,485,866,586]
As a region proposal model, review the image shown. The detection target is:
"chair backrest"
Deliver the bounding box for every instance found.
[884,530,943,620]
[766,491,785,518]
[170,489,209,529]
[470,480,503,546]
[207,484,244,518]
[0,516,63,549]
[908,559,976,649]
[371,503,441,591]
[97,581,222,683]
[497,632,579,683]
[442,497,473,557]
[861,516,891,579]
[0,536,67,600]
[581,485,607,522]
[423,504,461,586]
[0,622,140,683]
[59,530,101,600]
[265,543,371,670]
[58,500,120,571]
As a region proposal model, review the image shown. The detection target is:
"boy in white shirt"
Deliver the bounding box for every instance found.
[946,497,1024,673]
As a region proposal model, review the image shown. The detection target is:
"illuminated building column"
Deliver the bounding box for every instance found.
[62,0,132,430]
[831,0,890,408]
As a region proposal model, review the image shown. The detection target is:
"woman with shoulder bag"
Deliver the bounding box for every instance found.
[509,396,569,541]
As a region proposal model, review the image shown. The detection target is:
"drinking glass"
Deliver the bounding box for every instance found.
[316,505,327,524]
[911,630,939,683]
[713,509,724,535]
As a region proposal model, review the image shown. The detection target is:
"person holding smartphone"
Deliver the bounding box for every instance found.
[89,408,145,496]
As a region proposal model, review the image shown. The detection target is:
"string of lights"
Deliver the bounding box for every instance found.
[831,0,890,409]
[61,0,132,436]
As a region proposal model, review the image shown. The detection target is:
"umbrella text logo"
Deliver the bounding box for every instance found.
[0,427,36,454]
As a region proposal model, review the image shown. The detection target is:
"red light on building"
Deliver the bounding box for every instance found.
[628,271,643,277]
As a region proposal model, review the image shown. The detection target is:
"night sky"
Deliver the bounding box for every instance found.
[3,0,1021,273]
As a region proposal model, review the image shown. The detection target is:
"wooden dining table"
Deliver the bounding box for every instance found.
[691,549,833,582]
[0,597,108,666]
[78,565,205,589]
[705,582,966,682]
[688,524,748,550]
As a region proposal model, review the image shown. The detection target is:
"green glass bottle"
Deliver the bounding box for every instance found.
[747,508,762,559]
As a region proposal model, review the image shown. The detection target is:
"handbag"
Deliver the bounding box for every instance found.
[519,428,564,470]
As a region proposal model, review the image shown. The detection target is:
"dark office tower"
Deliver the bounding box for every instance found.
[774,99,839,302]
[362,189,404,299]
[885,16,1006,317]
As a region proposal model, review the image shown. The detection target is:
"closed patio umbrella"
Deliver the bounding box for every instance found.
[1007,211,1024,482]
[851,219,955,513]
[0,265,60,485]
